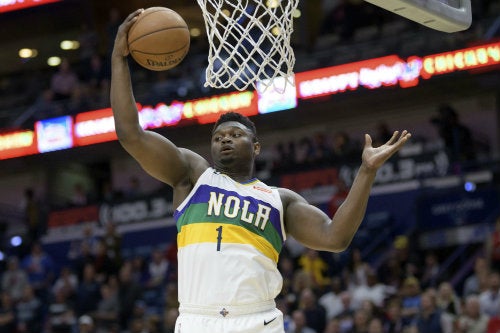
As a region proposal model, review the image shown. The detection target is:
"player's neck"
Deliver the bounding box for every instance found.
[215,165,255,183]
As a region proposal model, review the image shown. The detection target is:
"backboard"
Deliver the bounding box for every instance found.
[364,0,472,33]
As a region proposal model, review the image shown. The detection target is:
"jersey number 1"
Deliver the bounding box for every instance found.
[216,225,223,251]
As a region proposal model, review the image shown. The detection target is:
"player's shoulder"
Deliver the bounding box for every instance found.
[277,187,307,206]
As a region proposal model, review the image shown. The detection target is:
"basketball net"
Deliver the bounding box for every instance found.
[196,0,299,92]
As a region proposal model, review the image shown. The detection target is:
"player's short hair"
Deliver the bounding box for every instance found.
[213,112,258,142]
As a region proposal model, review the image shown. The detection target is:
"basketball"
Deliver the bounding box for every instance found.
[127,7,190,71]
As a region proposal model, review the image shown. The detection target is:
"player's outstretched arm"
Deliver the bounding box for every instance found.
[283,130,411,252]
[110,9,208,187]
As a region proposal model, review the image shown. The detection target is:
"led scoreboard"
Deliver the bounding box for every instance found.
[0,0,61,14]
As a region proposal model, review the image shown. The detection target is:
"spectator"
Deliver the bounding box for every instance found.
[92,282,119,333]
[70,183,89,207]
[456,295,489,333]
[15,285,43,333]
[70,241,96,282]
[102,221,122,269]
[382,299,406,333]
[486,216,500,271]
[299,288,327,333]
[298,249,331,290]
[21,187,43,244]
[124,176,143,199]
[319,276,345,320]
[420,252,441,289]
[344,248,371,289]
[46,289,77,333]
[1,256,30,303]
[92,239,117,283]
[77,23,99,70]
[146,248,170,289]
[75,263,101,316]
[291,309,318,333]
[351,268,395,310]
[327,179,349,217]
[277,297,294,333]
[411,291,452,333]
[162,308,179,333]
[367,317,384,333]
[400,277,421,325]
[373,122,393,147]
[377,252,405,290]
[52,266,79,302]
[463,256,490,297]
[324,318,342,333]
[351,308,371,333]
[66,84,92,115]
[334,291,355,333]
[331,131,358,163]
[0,292,16,333]
[117,261,143,331]
[279,255,296,299]
[430,104,476,164]
[478,271,500,317]
[50,58,80,101]
[78,315,96,333]
[21,241,55,301]
[436,281,461,319]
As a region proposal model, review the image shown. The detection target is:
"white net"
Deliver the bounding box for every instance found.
[196,0,299,91]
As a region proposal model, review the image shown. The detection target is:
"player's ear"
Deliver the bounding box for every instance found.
[254,142,261,155]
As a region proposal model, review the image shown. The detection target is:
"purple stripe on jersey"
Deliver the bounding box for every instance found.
[175,184,284,240]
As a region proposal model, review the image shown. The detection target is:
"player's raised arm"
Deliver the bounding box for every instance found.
[110,9,208,187]
[283,130,411,252]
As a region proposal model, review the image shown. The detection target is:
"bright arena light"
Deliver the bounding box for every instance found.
[10,236,22,247]
[18,48,38,58]
[47,56,61,67]
[292,9,301,18]
[266,0,280,8]
[190,28,201,37]
[60,40,80,50]
[271,26,281,36]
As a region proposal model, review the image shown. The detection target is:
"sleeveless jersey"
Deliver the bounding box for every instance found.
[174,167,286,308]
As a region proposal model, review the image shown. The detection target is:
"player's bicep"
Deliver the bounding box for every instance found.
[120,130,206,186]
[282,189,335,251]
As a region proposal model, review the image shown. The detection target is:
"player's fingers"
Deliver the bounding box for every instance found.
[364,134,373,149]
[386,131,399,145]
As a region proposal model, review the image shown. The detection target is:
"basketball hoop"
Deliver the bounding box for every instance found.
[196,0,299,92]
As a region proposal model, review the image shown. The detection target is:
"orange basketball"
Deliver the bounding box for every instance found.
[127,7,190,71]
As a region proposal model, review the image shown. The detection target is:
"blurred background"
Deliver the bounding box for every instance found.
[0,0,499,332]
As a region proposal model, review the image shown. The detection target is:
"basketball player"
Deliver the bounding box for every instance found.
[111,9,411,333]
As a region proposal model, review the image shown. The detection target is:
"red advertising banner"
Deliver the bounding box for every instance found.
[420,42,500,79]
[280,168,339,192]
[74,108,117,146]
[47,205,99,228]
[0,0,61,13]
[182,91,259,124]
[0,130,38,160]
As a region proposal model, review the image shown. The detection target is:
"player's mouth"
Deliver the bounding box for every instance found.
[220,145,233,153]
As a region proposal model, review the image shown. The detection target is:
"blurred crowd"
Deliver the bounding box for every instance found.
[1,216,499,333]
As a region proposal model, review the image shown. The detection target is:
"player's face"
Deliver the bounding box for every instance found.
[211,121,259,167]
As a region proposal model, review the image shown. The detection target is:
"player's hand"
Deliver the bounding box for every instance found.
[361,130,411,171]
[113,9,144,57]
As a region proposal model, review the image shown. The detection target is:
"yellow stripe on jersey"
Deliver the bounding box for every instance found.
[178,223,279,263]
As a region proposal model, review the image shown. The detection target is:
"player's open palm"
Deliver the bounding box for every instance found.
[362,130,411,171]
